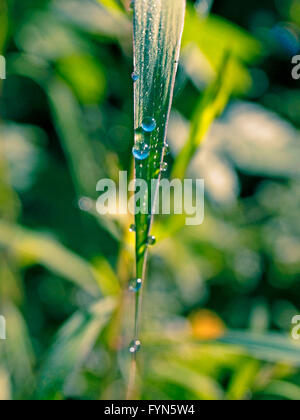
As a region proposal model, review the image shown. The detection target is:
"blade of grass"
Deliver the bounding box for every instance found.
[0,220,111,297]
[47,78,101,199]
[36,299,116,400]
[172,53,232,180]
[218,330,300,366]
[8,55,121,242]
[129,0,186,397]
[226,360,260,400]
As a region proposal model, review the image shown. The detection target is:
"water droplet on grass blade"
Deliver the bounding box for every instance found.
[129,278,142,292]
[129,339,141,354]
[162,162,168,172]
[132,142,150,160]
[142,117,156,133]
[78,197,93,212]
[147,236,156,246]
[129,224,136,233]
[131,72,139,82]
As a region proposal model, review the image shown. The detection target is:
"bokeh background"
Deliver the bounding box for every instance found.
[0,0,300,400]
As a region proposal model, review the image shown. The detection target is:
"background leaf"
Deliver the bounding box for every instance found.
[36,298,115,400]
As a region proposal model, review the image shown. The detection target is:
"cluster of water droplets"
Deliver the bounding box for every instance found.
[129,66,166,354]
[132,142,150,160]
[161,162,168,172]
[147,235,156,246]
[129,224,136,233]
[129,278,142,293]
[129,339,141,354]
[132,117,157,161]
[131,72,139,82]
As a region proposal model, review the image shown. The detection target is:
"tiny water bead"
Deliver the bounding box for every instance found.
[129,278,142,293]
[132,142,150,160]
[142,117,157,133]
[131,72,139,82]
[78,197,93,212]
[129,339,141,354]
[129,224,136,233]
[147,236,156,246]
[162,162,168,172]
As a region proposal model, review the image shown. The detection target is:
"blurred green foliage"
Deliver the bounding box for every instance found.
[0,0,299,400]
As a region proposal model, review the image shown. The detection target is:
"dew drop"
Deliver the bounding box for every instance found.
[147,235,156,246]
[131,72,139,82]
[129,224,136,233]
[129,339,141,354]
[78,197,93,212]
[162,162,168,172]
[142,117,156,133]
[132,142,150,160]
[129,278,142,293]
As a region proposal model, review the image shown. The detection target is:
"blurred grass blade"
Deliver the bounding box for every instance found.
[0,221,103,297]
[8,53,122,242]
[227,360,260,400]
[0,148,20,221]
[0,0,8,53]
[152,360,224,400]
[0,368,11,401]
[218,331,300,366]
[261,381,300,401]
[0,304,35,400]
[172,53,232,179]
[133,0,186,278]
[47,78,102,199]
[36,299,116,400]
[98,0,125,12]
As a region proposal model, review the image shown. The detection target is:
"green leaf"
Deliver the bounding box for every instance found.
[133,0,186,278]
[227,360,260,400]
[172,53,232,180]
[0,0,8,53]
[0,144,20,222]
[8,55,122,243]
[56,54,106,104]
[47,78,102,199]
[0,221,101,296]
[0,304,35,400]
[218,331,300,366]
[183,5,262,67]
[53,0,130,41]
[260,381,300,401]
[97,0,125,13]
[151,360,224,400]
[36,299,116,400]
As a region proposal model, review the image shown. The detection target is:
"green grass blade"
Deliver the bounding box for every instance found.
[0,221,104,297]
[218,330,300,366]
[47,78,102,199]
[36,299,116,400]
[133,0,186,279]
[172,53,232,180]
[226,360,260,400]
